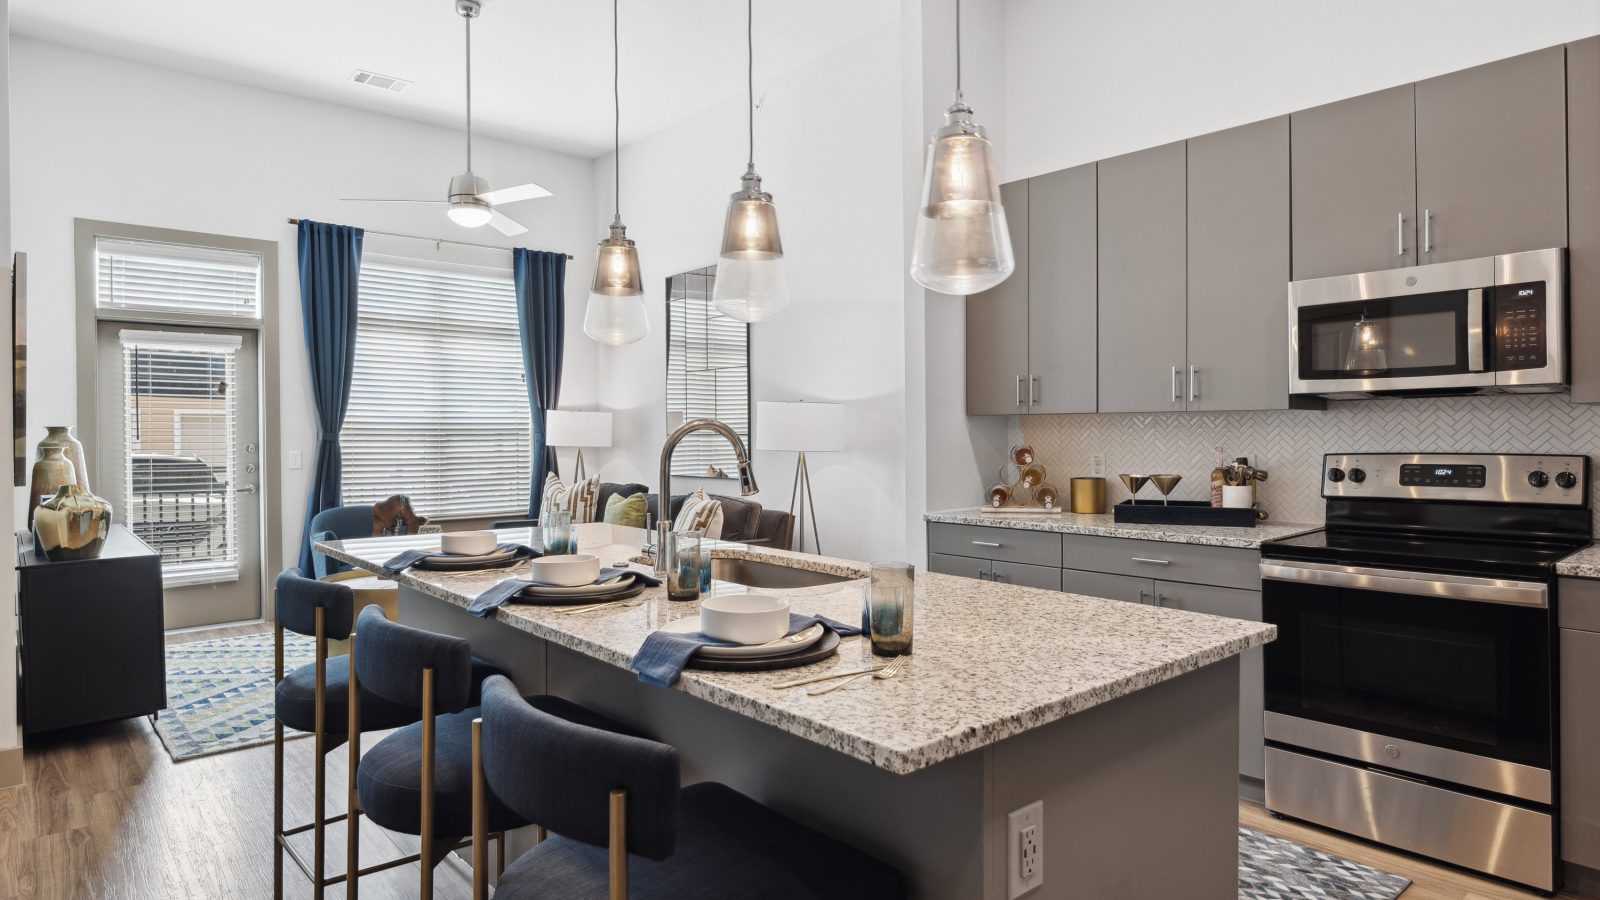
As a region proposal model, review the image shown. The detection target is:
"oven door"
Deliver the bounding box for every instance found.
[1260,561,1553,774]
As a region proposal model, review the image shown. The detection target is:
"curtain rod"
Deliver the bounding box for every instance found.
[286,218,573,259]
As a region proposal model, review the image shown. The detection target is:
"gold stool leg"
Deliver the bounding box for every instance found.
[273,623,285,900]
[420,667,436,899]
[471,719,487,900]
[312,607,327,900]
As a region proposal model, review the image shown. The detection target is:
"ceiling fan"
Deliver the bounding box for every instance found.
[342,0,550,237]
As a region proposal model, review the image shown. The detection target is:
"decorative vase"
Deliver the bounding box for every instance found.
[37,425,89,490]
[33,483,113,561]
[27,445,76,527]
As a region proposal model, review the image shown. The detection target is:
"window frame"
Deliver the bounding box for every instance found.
[663,265,753,480]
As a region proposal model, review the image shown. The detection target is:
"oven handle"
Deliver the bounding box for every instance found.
[1466,287,1486,372]
[1259,560,1547,608]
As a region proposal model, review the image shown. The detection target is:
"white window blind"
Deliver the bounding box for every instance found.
[120,330,241,587]
[666,266,750,477]
[97,236,262,319]
[342,258,531,519]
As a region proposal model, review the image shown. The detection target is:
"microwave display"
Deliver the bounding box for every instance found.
[1494,281,1547,371]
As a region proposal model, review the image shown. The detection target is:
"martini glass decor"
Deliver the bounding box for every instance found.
[1151,474,1183,506]
[1119,474,1150,504]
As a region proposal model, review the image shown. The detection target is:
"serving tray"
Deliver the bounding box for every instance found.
[1112,500,1258,527]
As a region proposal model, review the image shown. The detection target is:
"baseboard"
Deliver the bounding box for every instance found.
[1237,774,1264,805]
[1566,861,1600,898]
[0,746,23,788]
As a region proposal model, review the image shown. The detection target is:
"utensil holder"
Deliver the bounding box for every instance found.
[1070,477,1106,514]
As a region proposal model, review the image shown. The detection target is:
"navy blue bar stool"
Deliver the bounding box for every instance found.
[471,675,907,900]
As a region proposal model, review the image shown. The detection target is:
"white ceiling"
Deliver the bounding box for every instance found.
[10,0,899,159]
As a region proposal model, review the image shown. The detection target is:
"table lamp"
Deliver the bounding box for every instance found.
[545,410,613,482]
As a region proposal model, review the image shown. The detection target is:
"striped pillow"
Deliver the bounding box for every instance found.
[673,489,724,540]
[540,472,572,521]
[569,476,601,524]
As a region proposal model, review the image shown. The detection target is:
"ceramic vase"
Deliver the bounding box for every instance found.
[27,445,76,527]
[33,483,113,561]
[37,426,89,489]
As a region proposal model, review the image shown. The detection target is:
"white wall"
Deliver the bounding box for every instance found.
[1003,0,1600,180]
[10,37,598,568]
[589,25,908,562]
[0,0,18,765]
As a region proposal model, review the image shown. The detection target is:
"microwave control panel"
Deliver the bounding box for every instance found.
[1494,281,1547,370]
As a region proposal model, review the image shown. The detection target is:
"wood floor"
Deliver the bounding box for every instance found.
[0,622,1587,899]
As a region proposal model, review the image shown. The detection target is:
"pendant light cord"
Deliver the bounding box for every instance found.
[955,0,962,95]
[464,12,474,172]
[746,0,754,168]
[614,0,621,219]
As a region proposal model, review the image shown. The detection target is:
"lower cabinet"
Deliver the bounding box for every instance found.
[1061,568,1154,605]
[1152,581,1266,781]
[1562,628,1600,869]
[991,560,1062,591]
[929,552,993,580]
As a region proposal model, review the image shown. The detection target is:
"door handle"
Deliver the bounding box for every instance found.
[1466,288,1485,372]
[1138,589,1152,604]
[1016,375,1024,407]
[1396,212,1406,257]
[978,569,990,580]
[1423,208,1433,253]
[1131,557,1170,566]
[234,484,258,495]
[1155,592,1169,607]
[1188,365,1198,403]
[1171,366,1180,403]
[1029,375,1039,406]
[971,540,1002,548]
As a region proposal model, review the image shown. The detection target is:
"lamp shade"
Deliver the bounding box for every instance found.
[756,401,842,453]
[545,410,614,448]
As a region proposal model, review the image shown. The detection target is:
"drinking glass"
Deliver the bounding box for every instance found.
[867,562,915,656]
[542,508,573,555]
[666,532,702,602]
[698,537,714,592]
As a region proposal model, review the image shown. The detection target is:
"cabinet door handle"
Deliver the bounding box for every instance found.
[1016,375,1024,407]
[1155,593,1169,606]
[1138,589,1152,604]
[978,569,991,580]
[1171,366,1180,402]
[1131,557,1170,566]
[991,572,1008,582]
[1029,375,1039,406]
[971,540,1002,548]
[1188,365,1198,402]
[1423,208,1433,253]
[1396,212,1406,257]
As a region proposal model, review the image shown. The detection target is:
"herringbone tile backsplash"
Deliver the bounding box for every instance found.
[1017,393,1600,528]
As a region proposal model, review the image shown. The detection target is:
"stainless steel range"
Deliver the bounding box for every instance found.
[1260,452,1591,893]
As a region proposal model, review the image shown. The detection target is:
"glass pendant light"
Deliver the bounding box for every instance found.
[1344,312,1388,371]
[909,0,1014,296]
[712,0,790,323]
[584,0,649,346]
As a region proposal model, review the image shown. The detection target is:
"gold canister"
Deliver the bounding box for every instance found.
[1070,477,1107,514]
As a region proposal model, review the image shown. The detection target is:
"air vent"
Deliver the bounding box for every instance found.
[350,69,412,93]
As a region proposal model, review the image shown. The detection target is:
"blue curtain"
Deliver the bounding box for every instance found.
[515,249,566,517]
[296,220,364,573]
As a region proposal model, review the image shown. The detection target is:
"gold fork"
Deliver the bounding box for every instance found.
[806,655,907,696]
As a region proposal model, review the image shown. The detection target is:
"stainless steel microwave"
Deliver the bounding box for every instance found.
[1287,247,1566,398]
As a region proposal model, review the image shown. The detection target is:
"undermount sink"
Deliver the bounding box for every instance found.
[710,557,852,589]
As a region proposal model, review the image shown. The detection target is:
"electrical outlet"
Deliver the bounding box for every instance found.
[1090,454,1105,477]
[1007,800,1044,898]
[288,450,304,470]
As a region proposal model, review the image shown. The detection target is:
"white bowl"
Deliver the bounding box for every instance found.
[531,553,601,587]
[441,530,498,555]
[699,594,791,645]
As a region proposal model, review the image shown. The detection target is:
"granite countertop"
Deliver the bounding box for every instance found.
[926,508,1322,550]
[1556,544,1600,579]
[317,523,1275,775]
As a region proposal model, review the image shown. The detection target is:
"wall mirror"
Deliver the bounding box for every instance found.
[664,265,751,479]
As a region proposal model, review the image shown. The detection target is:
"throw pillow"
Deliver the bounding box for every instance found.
[674,489,725,540]
[540,472,572,520]
[569,476,601,524]
[602,491,649,528]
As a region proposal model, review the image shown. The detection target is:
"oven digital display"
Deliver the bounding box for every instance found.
[1399,463,1487,488]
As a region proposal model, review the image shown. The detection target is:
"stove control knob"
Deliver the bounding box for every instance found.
[1528,470,1550,488]
[1327,467,1346,483]
[1347,467,1366,484]
[1557,471,1579,490]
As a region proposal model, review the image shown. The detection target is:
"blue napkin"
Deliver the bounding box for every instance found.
[633,611,861,688]
[466,567,663,619]
[382,542,536,577]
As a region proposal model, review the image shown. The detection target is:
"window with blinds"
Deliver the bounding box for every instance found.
[342,258,530,519]
[120,330,241,587]
[666,266,751,478]
[97,236,262,318]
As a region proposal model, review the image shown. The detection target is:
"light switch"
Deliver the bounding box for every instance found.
[288,450,303,470]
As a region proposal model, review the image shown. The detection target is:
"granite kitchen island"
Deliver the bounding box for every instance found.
[318,523,1274,899]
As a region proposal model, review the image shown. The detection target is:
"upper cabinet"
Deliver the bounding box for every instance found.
[1098,142,1187,414]
[1291,84,1417,280]
[1027,164,1098,415]
[966,180,1031,415]
[1415,46,1568,263]
[1570,37,1600,405]
[1187,117,1292,412]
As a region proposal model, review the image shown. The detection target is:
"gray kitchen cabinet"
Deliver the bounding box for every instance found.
[1061,568,1154,606]
[1186,116,1292,412]
[966,179,1030,415]
[1561,626,1600,869]
[1097,141,1187,413]
[1415,46,1567,265]
[1290,84,1417,279]
[990,560,1062,591]
[929,552,990,581]
[1026,163,1098,414]
[1571,37,1600,405]
[1154,581,1265,780]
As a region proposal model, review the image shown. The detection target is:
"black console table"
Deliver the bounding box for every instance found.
[16,525,166,734]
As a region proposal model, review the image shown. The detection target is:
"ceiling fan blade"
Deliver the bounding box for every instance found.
[340,198,447,204]
[487,209,529,237]
[476,182,553,206]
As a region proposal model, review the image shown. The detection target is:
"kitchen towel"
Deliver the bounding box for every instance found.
[381,543,537,577]
[633,612,861,688]
[466,567,662,618]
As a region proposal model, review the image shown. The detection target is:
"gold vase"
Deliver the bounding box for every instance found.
[37,425,89,489]
[27,445,76,527]
[34,483,113,561]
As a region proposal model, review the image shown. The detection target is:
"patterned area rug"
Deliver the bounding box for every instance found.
[151,631,316,762]
[1240,827,1411,898]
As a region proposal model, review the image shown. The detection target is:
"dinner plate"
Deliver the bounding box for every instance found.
[660,618,827,659]
[517,574,631,598]
[414,552,524,572]
[419,546,519,565]
[517,581,647,607]
[688,629,841,672]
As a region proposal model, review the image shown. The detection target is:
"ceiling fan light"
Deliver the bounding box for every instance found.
[447,199,493,228]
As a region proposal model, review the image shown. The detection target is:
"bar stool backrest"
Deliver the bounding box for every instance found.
[275,568,355,640]
[352,605,474,713]
[480,676,681,860]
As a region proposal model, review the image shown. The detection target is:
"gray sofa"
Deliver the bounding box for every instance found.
[497,482,794,548]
